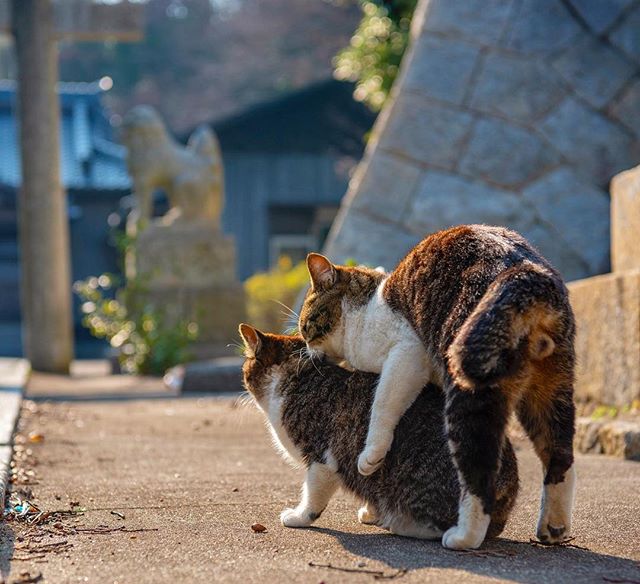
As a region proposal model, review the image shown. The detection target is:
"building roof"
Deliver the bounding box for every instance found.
[0,80,130,191]
[196,79,377,156]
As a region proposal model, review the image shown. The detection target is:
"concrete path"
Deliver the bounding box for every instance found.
[0,358,29,506]
[1,373,639,583]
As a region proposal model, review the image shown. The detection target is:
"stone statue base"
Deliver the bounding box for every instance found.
[128,220,246,356]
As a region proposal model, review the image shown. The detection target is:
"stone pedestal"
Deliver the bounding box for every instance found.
[611,165,640,272]
[568,163,640,405]
[129,220,245,356]
[569,270,640,405]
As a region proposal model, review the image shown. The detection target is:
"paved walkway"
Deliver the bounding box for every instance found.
[1,370,639,583]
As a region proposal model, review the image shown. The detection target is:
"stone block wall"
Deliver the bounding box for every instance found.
[325,0,640,281]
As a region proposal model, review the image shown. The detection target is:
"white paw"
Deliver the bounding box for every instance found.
[358,505,379,525]
[280,508,314,528]
[441,524,485,550]
[537,466,575,544]
[357,446,387,476]
[536,521,571,544]
[536,496,572,543]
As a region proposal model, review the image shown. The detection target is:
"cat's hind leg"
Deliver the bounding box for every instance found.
[280,462,340,528]
[517,374,576,544]
[358,501,380,525]
[442,380,509,550]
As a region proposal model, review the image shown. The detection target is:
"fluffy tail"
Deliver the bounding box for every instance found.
[447,262,567,389]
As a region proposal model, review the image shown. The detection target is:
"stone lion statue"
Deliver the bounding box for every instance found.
[122,105,224,229]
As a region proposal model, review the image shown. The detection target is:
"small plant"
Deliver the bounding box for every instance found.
[74,274,198,376]
[244,256,309,333]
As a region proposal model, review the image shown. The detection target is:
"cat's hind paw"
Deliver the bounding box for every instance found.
[536,464,575,544]
[357,448,386,476]
[441,523,486,550]
[536,522,570,544]
[280,508,315,528]
[358,504,379,525]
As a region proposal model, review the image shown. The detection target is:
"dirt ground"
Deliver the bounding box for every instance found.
[1,372,639,583]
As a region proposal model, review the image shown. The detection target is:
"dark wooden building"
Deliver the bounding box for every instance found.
[209,79,376,279]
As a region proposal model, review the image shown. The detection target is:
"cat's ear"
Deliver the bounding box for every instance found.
[238,323,264,358]
[307,253,336,290]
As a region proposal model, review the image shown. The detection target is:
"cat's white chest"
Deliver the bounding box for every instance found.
[342,280,429,374]
[257,370,304,466]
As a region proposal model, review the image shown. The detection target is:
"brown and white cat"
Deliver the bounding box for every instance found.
[299,225,576,550]
[238,324,519,541]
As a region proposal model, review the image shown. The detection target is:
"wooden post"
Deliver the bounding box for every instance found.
[11,0,73,372]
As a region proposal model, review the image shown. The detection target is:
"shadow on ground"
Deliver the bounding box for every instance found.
[312,528,640,583]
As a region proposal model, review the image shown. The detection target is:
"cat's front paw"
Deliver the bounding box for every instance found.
[280,508,315,528]
[358,504,379,525]
[357,447,387,476]
[442,524,485,550]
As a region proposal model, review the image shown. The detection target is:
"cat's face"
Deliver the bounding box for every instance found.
[299,254,345,358]
[239,324,304,406]
[299,254,385,358]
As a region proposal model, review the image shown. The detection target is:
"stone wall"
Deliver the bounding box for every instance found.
[325,0,640,281]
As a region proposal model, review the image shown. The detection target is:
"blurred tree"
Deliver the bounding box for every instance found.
[56,0,360,132]
[334,0,417,110]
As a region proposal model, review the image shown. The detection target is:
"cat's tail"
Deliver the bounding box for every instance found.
[447,261,569,389]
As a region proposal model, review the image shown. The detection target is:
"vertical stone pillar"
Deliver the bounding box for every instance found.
[610,164,640,273]
[11,0,73,372]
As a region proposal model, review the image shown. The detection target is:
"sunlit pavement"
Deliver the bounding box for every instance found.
[2,376,640,584]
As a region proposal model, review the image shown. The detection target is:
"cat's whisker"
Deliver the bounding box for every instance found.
[233,391,254,411]
[272,299,300,320]
[305,346,325,378]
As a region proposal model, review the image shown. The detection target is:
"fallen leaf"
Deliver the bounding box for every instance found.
[28,432,44,443]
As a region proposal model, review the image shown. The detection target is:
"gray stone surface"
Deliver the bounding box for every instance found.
[599,420,640,460]
[403,35,479,105]
[0,358,30,445]
[0,357,30,504]
[0,388,21,446]
[567,0,635,34]
[522,168,610,273]
[377,93,473,170]
[551,34,636,109]
[459,118,560,188]
[422,0,514,45]
[350,152,422,223]
[325,0,640,283]
[576,417,640,461]
[524,223,590,282]
[326,210,419,270]
[164,357,244,393]
[611,78,640,138]
[610,3,640,63]
[470,52,565,122]
[503,0,581,54]
[403,171,533,236]
[541,97,638,186]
